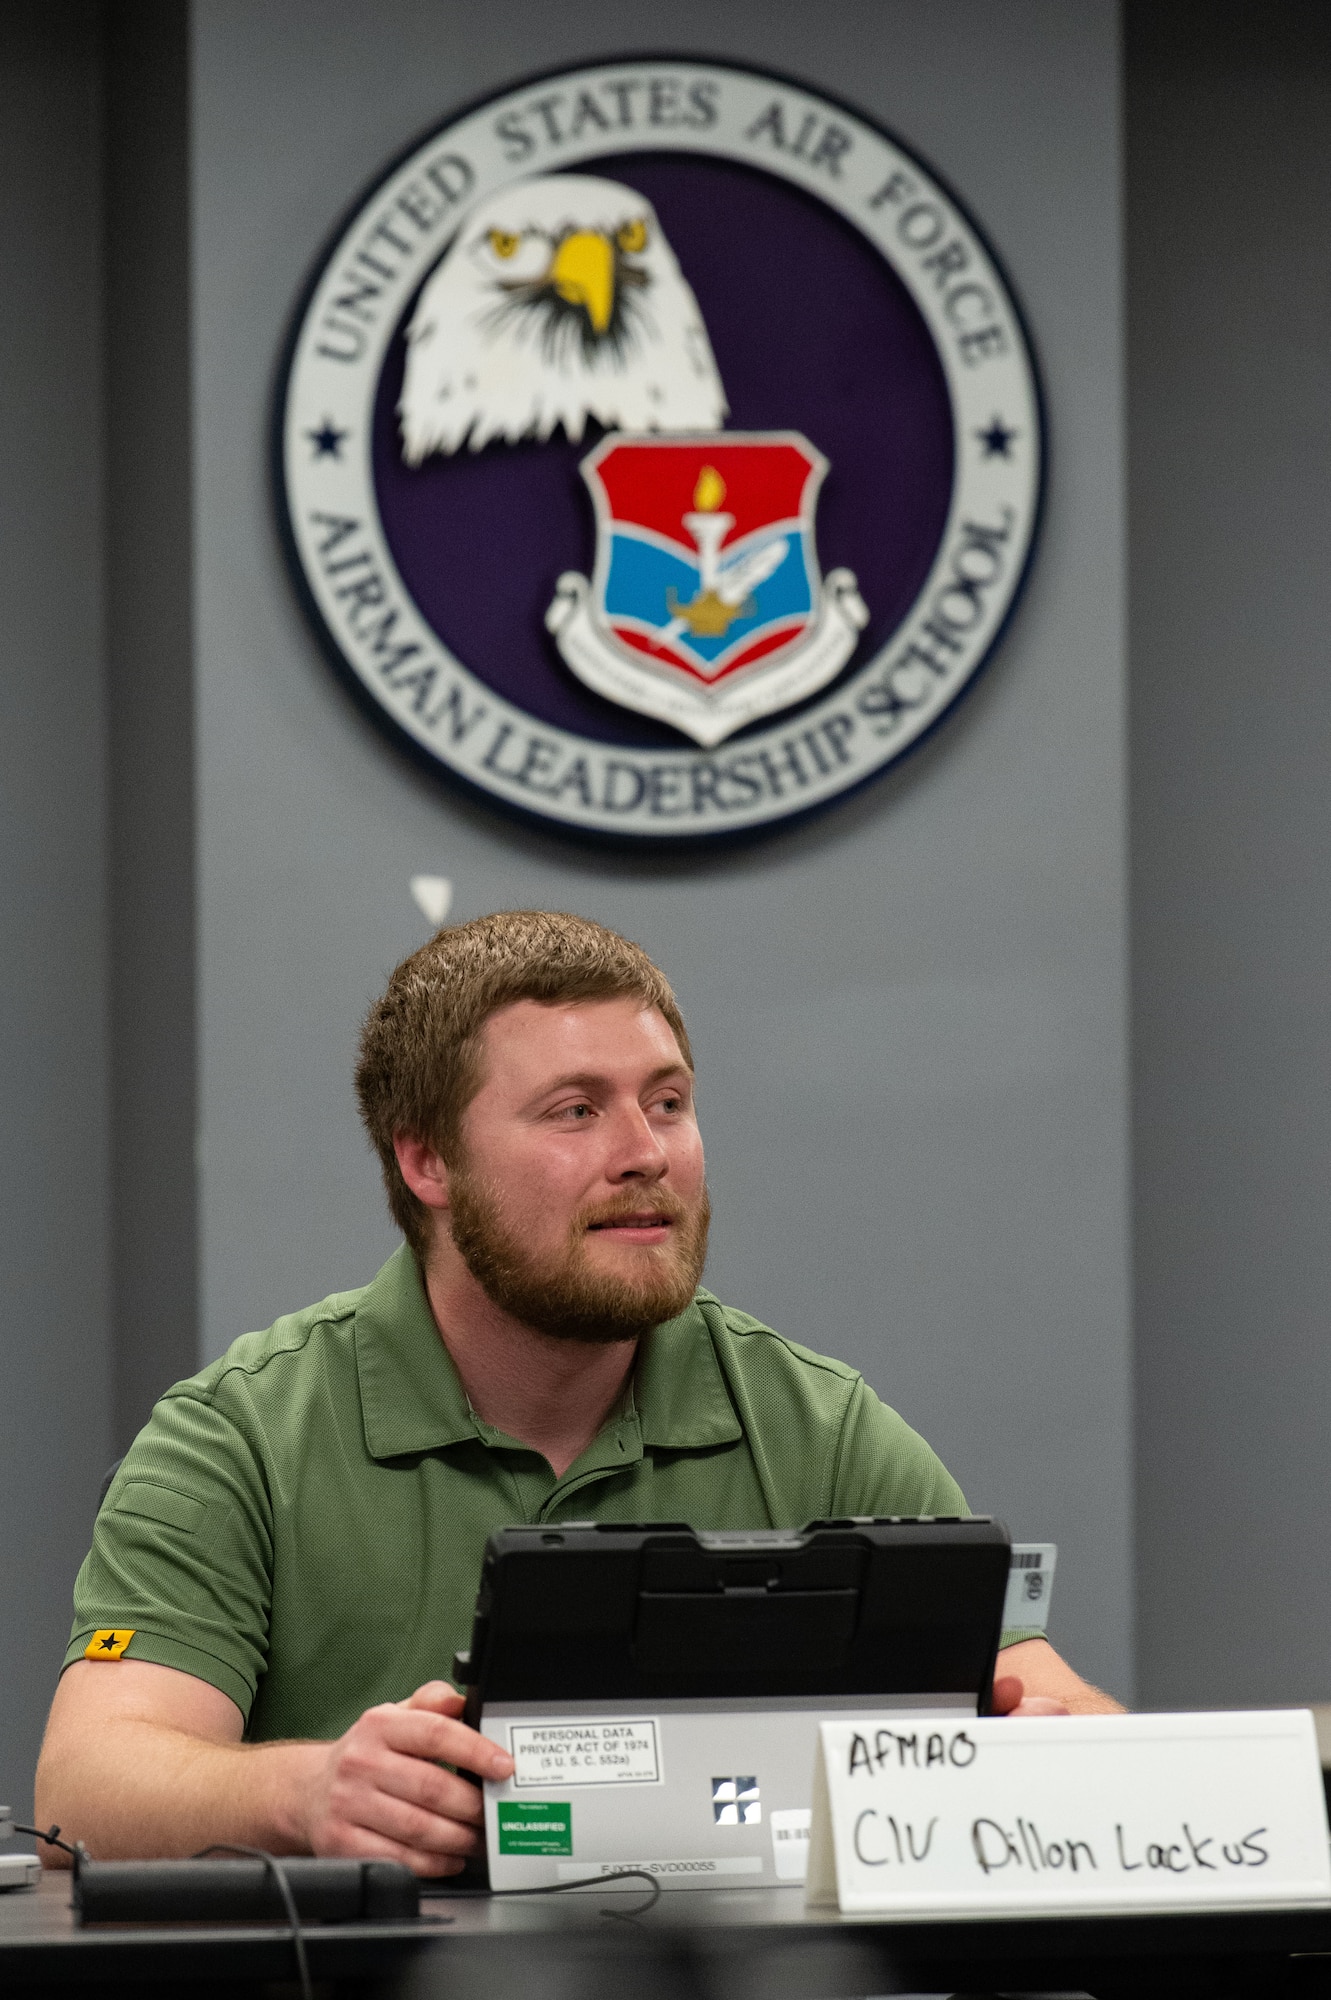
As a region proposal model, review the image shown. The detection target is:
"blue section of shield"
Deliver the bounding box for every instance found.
[601,530,814,665]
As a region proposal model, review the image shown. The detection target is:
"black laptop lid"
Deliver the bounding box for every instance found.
[457,1516,1010,1716]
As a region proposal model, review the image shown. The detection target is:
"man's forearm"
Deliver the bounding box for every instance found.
[1056,1682,1123,1715]
[36,1721,319,1864]
[37,1663,501,1876]
[995,1637,1125,1716]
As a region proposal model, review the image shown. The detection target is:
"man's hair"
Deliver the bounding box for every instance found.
[355,910,693,1258]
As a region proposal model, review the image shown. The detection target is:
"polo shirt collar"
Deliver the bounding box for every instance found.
[354,1246,742,1460]
[356,1246,476,1457]
[635,1290,742,1449]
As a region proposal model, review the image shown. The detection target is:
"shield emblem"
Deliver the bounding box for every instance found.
[547,433,868,747]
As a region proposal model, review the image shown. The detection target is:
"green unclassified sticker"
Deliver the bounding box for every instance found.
[497,1799,573,1856]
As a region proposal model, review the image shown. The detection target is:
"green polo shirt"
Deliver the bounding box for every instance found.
[68,1246,1021,1740]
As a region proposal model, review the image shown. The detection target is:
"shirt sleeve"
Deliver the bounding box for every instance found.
[828,1378,969,1517]
[829,1381,1031,1650]
[65,1384,274,1721]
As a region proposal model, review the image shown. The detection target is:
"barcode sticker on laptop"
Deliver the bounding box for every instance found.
[1003,1543,1057,1635]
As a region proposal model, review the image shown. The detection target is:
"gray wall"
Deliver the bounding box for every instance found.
[1129,2,1331,1708]
[105,0,199,1452]
[0,1,110,1821]
[191,0,1131,1694]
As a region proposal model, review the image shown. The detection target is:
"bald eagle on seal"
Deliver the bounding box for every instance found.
[399,173,728,460]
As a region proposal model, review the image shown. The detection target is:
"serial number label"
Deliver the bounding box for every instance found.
[510,1718,662,1788]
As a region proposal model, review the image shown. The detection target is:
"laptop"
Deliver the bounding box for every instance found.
[453,1516,1011,1890]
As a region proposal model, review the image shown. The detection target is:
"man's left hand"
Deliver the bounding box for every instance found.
[992,1675,1070,1716]
[991,1637,1123,1716]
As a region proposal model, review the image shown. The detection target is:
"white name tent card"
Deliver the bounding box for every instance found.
[806,1711,1331,1917]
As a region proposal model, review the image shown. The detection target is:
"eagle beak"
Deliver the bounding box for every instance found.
[549,230,616,335]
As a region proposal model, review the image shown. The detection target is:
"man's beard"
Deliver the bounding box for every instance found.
[447,1170,711,1344]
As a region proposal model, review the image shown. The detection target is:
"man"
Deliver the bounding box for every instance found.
[37,912,1119,1874]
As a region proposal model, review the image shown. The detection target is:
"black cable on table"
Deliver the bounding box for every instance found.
[422,1866,661,1918]
[11,1823,81,1861]
[192,1842,312,2000]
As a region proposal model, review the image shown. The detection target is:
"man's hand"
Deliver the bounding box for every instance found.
[991,1638,1124,1717]
[301,1681,513,1875]
[991,1675,1071,1717]
[35,1659,513,1872]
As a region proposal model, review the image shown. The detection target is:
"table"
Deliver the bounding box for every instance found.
[5,1869,1331,1997]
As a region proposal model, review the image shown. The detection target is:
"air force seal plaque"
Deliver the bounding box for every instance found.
[277,59,1043,839]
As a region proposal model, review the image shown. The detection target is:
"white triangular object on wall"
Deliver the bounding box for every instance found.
[410,875,453,927]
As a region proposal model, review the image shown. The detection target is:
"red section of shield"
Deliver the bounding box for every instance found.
[587,435,823,547]
[613,617,811,683]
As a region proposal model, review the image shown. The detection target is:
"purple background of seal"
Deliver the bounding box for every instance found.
[371,150,955,749]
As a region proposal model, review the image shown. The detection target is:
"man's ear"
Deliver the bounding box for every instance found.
[393,1133,452,1212]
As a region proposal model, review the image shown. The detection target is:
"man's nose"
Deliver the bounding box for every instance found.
[605,1102,669,1179]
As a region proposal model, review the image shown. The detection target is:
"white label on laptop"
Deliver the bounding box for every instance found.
[806,1710,1331,1916]
[557,1855,763,1881]
[510,1718,661,1788]
[1003,1544,1057,1636]
[770,1806,813,1881]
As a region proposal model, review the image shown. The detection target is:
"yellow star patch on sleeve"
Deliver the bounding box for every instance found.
[85,1629,135,1660]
